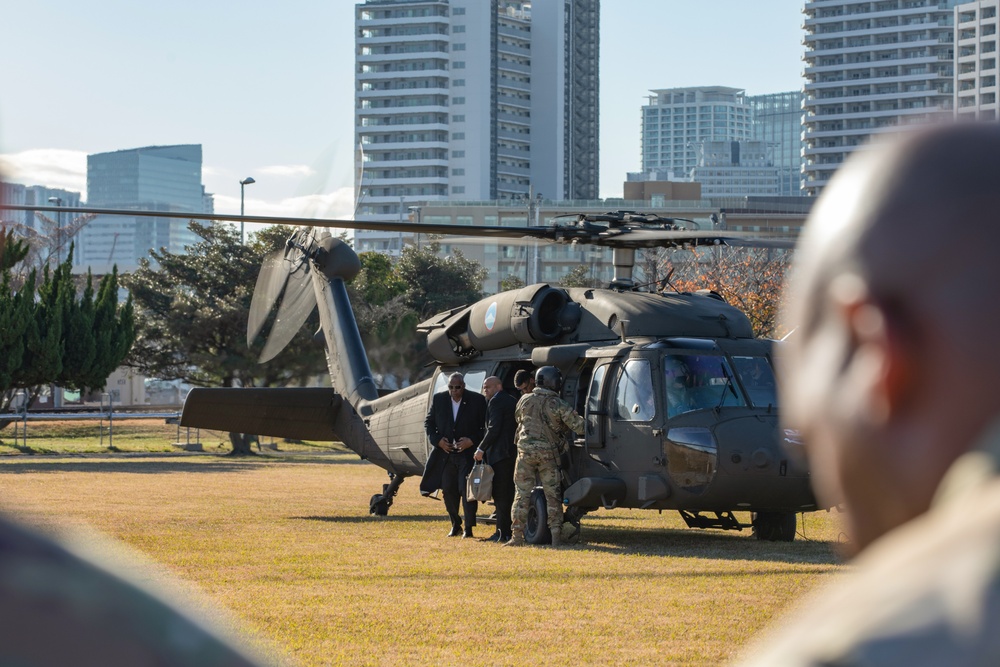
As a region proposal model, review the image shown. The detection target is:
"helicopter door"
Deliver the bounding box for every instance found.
[607,358,660,458]
[584,362,612,449]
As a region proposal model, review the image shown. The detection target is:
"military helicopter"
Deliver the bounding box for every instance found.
[2,204,818,543]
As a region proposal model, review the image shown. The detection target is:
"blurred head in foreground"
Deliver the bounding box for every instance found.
[781,121,1000,554]
[734,122,1000,666]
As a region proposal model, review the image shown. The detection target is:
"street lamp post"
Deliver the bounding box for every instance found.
[239,177,256,243]
[47,196,62,265]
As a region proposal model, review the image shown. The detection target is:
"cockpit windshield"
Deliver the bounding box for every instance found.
[663,354,746,418]
[730,356,778,409]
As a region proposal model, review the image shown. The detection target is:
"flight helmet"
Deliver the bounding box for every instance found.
[535,366,563,392]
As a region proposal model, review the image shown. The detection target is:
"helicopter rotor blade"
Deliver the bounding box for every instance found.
[247,249,292,346]
[258,264,317,363]
[0,204,795,251]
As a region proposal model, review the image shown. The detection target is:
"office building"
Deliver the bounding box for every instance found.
[354,0,599,254]
[82,145,212,274]
[748,91,805,196]
[955,1,1000,118]
[801,0,958,196]
[690,140,781,199]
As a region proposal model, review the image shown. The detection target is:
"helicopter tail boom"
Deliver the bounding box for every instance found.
[181,387,343,442]
[180,387,400,471]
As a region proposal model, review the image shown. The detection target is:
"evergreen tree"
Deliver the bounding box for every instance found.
[395,242,487,318]
[0,246,134,425]
[124,222,326,455]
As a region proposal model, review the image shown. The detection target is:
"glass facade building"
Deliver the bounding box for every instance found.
[83,144,212,274]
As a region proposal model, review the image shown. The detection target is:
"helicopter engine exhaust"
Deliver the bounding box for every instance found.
[424,284,581,363]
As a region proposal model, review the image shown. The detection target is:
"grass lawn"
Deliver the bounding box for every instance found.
[0,444,846,666]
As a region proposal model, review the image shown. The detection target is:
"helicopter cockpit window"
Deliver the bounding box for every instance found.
[730,356,778,408]
[663,354,747,418]
[614,359,655,422]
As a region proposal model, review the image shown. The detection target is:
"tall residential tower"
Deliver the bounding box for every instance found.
[801,0,958,196]
[354,0,599,251]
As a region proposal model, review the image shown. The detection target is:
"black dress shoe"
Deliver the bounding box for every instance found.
[482,530,502,542]
[463,528,474,538]
[447,526,462,537]
[499,533,512,543]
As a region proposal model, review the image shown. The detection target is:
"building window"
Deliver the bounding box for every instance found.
[452,97,465,104]
[453,25,465,33]
[452,114,465,122]
[452,150,465,157]
[453,79,465,86]
[453,43,466,51]
[451,186,465,194]
[452,168,465,175]
[452,7,465,15]
[452,132,465,139]
[453,61,465,69]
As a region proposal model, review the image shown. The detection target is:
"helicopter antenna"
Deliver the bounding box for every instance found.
[659,267,678,293]
[616,319,630,344]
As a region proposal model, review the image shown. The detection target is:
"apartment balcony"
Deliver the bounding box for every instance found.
[497,59,531,75]
[360,140,449,152]
[355,15,449,29]
[497,111,530,126]
[356,115,450,130]
[496,93,530,110]
[358,85,450,99]
[357,67,450,81]
[357,50,447,64]
[362,158,449,171]
[364,177,450,188]
[357,32,449,46]
[496,163,531,178]
[802,23,923,44]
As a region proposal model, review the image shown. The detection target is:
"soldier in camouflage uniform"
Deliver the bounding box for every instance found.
[506,366,585,548]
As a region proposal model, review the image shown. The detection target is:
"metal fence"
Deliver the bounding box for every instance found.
[0,393,189,450]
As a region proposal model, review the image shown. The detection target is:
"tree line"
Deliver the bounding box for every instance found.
[0,229,134,425]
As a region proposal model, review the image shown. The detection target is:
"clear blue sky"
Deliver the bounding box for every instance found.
[1,1,804,218]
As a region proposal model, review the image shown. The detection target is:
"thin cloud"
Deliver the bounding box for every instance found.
[213,187,355,221]
[256,164,316,178]
[0,149,88,193]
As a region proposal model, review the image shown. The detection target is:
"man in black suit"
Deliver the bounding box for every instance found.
[423,372,487,538]
[474,376,518,543]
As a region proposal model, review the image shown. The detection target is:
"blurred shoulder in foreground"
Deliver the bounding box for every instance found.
[0,513,278,666]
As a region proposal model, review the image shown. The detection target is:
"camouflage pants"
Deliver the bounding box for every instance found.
[511,448,562,538]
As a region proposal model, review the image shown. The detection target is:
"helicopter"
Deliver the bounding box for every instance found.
[1,204,819,543]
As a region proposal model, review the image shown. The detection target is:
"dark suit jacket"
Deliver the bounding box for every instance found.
[419,389,487,494]
[478,390,517,466]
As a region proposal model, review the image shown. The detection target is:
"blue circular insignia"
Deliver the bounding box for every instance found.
[485,302,498,331]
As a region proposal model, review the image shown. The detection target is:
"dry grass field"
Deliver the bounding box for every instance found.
[0,448,847,666]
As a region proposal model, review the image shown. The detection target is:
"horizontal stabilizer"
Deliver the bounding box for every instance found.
[181,387,342,442]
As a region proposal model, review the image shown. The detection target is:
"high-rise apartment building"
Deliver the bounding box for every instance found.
[748,91,805,196]
[955,1,1000,118]
[354,0,599,252]
[801,0,958,196]
[82,145,212,274]
[640,87,753,180]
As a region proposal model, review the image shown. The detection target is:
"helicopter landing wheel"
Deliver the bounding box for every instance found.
[525,488,552,545]
[369,493,391,516]
[751,511,796,541]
